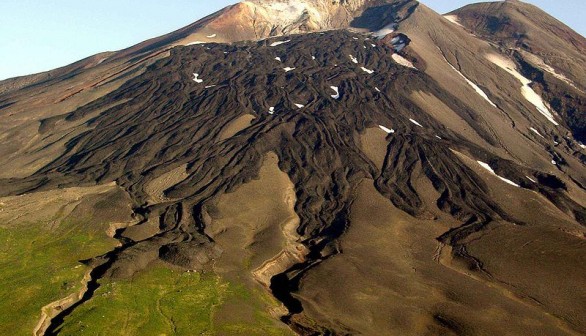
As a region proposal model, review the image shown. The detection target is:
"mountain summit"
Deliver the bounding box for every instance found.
[0,1,585,335]
[124,0,415,48]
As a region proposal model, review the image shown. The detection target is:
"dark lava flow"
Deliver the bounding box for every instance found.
[1,29,583,334]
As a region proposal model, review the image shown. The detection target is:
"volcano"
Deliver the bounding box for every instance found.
[0,1,585,335]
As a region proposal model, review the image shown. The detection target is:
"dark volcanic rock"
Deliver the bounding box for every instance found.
[1,2,586,335]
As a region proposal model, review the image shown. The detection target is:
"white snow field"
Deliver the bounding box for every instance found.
[379,125,395,134]
[372,23,396,39]
[487,54,558,125]
[443,57,497,108]
[270,40,291,47]
[192,73,203,83]
[477,161,520,187]
[392,54,417,69]
[409,118,424,128]
[330,86,340,99]
[360,67,375,74]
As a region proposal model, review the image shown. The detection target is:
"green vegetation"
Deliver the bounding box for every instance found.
[0,194,291,335]
[214,282,293,336]
[57,266,292,335]
[0,219,118,336]
[57,267,222,335]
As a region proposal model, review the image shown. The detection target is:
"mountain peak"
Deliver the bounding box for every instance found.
[238,0,369,33]
[248,0,366,5]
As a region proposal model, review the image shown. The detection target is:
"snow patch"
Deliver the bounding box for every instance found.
[477,161,520,187]
[283,67,296,72]
[330,86,340,99]
[294,103,305,108]
[477,161,494,173]
[444,58,496,107]
[311,56,316,60]
[551,160,557,165]
[275,57,282,62]
[409,119,423,128]
[349,55,358,64]
[205,85,216,89]
[519,50,578,89]
[269,107,275,115]
[579,143,586,149]
[521,86,558,125]
[206,34,217,38]
[192,73,203,83]
[360,67,375,74]
[394,43,406,52]
[372,23,396,40]
[186,41,205,46]
[436,135,442,140]
[270,40,291,47]
[375,87,381,93]
[389,36,408,52]
[486,54,558,125]
[379,125,395,134]
[392,54,416,69]
[530,127,545,138]
[443,15,464,28]
[526,176,537,183]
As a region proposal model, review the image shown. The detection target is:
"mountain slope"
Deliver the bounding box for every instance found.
[0,1,585,335]
[449,0,586,142]
[450,0,586,88]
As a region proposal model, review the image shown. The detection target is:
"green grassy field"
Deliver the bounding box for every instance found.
[0,183,293,336]
[57,267,222,335]
[57,266,292,336]
[0,219,118,335]
[0,219,291,336]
